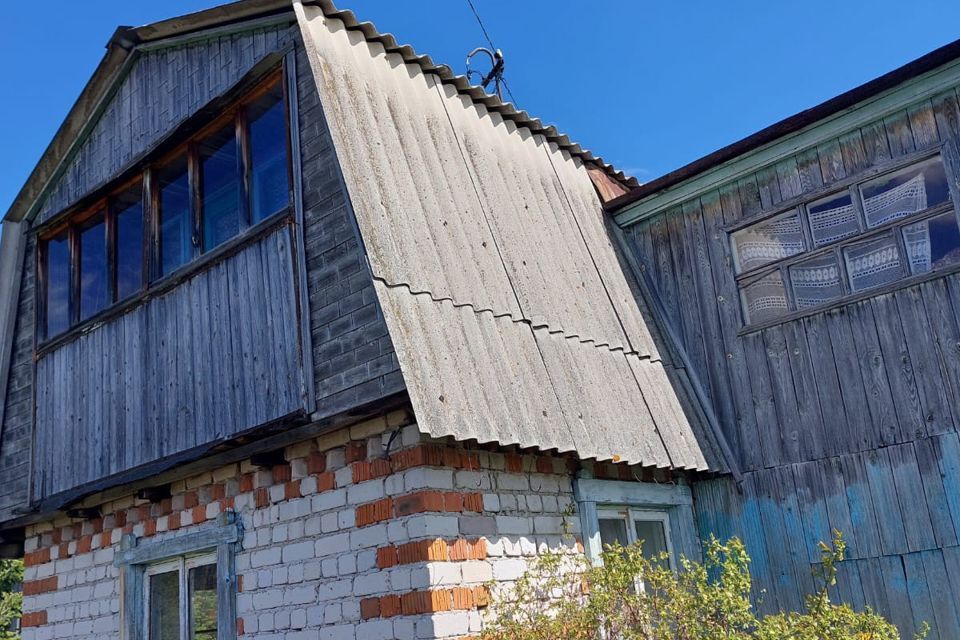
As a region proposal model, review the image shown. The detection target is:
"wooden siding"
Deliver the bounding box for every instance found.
[0,235,35,520]
[623,87,960,636]
[33,225,303,499]
[291,41,403,417]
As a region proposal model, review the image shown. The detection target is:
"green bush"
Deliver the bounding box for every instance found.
[0,559,21,640]
[479,532,925,640]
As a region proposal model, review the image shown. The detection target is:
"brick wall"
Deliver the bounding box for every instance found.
[20,411,582,640]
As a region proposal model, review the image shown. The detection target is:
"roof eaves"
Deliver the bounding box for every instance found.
[605,35,960,214]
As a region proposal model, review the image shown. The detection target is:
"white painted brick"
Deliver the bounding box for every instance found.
[350,523,387,550]
[334,466,352,488]
[281,540,314,563]
[404,468,453,492]
[492,558,528,581]
[283,585,316,606]
[347,480,385,505]
[353,571,389,596]
[357,619,395,640]
[461,560,493,583]
[251,547,281,568]
[312,488,347,512]
[315,532,350,556]
[405,515,459,539]
[495,515,531,535]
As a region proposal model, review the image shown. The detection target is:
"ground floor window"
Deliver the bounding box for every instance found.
[116,513,239,640]
[597,507,674,568]
[575,478,698,569]
[145,554,218,640]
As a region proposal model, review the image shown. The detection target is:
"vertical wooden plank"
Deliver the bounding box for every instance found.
[865,447,909,556]
[920,550,960,639]
[888,443,937,552]
[908,100,941,149]
[669,206,709,384]
[773,465,816,599]
[879,555,915,637]
[775,156,803,201]
[913,436,959,549]
[793,460,832,564]
[754,471,804,612]
[932,88,960,142]
[846,301,900,447]
[919,280,960,427]
[802,314,849,458]
[894,287,955,434]
[825,312,875,452]
[870,293,925,443]
[838,130,870,175]
[737,175,763,221]
[934,433,960,538]
[742,331,783,467]
[755,164,783,211]
[783,322,826,462]
[903,553,938,640]
[761,325,803,463]
[818,456,858,557]
[818,139,847,184]
[885,110,917,158]
[795,146,825,195]
[857,557,890,615]
[860,120,893,166]
[839,452,883,559]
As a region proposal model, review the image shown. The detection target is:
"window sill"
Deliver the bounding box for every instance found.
[36,211,292,359]
[737,258,960,336]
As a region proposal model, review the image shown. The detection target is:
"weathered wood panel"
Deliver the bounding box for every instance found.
[33,226,304,499]
[625,81,960,636]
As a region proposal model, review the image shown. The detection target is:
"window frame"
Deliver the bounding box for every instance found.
[728,145,960,332]
[115,512,240,640]
[35,65,293,348]
[574,478,698,567]
[596,506,676,570]
[143,553,217,640]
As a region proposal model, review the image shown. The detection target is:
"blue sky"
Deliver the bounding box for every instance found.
[2,1,960,218]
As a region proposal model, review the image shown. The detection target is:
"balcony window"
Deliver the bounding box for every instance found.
[37,69,291,341]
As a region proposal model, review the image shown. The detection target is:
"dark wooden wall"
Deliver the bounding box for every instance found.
[623,89,960,637]
[33,225,304,499]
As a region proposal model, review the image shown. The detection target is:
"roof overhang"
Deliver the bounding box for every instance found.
[608,36,960,225]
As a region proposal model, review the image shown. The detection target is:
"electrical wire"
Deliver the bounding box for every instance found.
[464,0,520,107]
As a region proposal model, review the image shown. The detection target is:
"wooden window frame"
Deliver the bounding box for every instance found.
[36,65,292,348]
[143,553,217,640]
[115,512,240,640]
[728,145,960,333]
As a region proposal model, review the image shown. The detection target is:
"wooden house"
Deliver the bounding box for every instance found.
[0,0,958,638]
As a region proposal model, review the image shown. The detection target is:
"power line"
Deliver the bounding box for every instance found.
[464,0,520,107]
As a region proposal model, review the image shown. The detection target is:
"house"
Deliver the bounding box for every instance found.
[0,1,958,639]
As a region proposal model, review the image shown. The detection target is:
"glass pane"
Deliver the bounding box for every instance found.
[788,253,845,309]
[79,213,108,321]
[247,84,289,223]
[45,232,70,337]
[113,185,144,300]
[200,124,242,251]
[598,517,630,550]
[739,271,789,325]
[843,234,903,292]
[159,156,192,276]
[902,211,960,275]
[148,570,180,640]
[189,564,218,640]
[860,157,950,228]
[808,192,858,247]
[633,519,669,566]
[730,210,805,273]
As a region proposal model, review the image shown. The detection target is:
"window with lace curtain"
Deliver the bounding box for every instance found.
[730,152,960,328]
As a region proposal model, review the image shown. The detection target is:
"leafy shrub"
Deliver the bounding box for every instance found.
[0,559,21,640]
[479,532,923,640]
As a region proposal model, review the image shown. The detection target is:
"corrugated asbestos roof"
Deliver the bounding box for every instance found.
[296,0,722,471]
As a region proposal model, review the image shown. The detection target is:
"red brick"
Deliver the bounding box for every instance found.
[360,597,381,620]
[442,448,461,469]
[168,513,181,531]
[210,484,226,500]
[239,473,255,493]
[271,464,292,484]
[90,518,104,534]
[443,492,463,513]
[23,577,57,596]
[400,590,449,615]
[460,452,480,470]
[474,586,490,608]
[58,542,70,559]
[254,488,269,509]
[21,611,47,628]
[143,521,157,537]
[315,472,335,492]
[470,538,488,560]
[376,546,397,569]
[24,548,50,567]
[51,529,62,544]
[593,463,611,479]
[76,536,92,554]
[192,505,207,523]
[394,491,443,517]
[284,480,301,500]
[448,538,470,562]
[505,453,523,473]
[396,539,446,564]
[345,441,367,463]
[183,492,199,509]
[158,499,173,516]
[100,532,112,548]
[237,617,245,635]
[307,452,326,475]
[114,510,127,527]
[452,587,474,610]
[220,497,235,511]
[356,498,392,527]
[369,458,391,479]
[462,493,483,513]
[380,594,401,618]
[352,461,371,484]
[536,456,554,475]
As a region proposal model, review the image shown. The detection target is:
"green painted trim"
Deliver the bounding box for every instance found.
[614,58,960,228]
